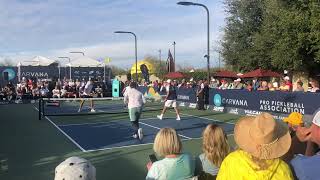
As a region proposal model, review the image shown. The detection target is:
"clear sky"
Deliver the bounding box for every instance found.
[0,0,226,69]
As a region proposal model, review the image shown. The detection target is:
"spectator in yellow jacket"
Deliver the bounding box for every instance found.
[217,113,294,180]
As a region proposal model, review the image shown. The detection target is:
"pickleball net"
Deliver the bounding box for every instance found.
[38,97,163,120]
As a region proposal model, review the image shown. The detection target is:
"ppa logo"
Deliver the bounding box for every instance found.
[213,94,222,107]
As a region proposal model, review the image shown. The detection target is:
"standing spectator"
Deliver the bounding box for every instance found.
[294,81,305,92]
[252,78,260,90]
[196,80,205,110]
[203,80,210,110]
[290,110,320,180]
[284,76,293,91]
[146,128,195,180]
[195,124,230,177]
[217,113,294,180]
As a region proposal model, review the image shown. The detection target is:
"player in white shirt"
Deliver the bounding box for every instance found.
[78,79,95,112]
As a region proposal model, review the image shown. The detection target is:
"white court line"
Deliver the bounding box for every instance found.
[34,107,87,152]
[58,117,157,127]
[176,112,235,125]
[139,121,192,140]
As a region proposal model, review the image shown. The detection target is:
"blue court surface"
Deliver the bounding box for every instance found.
[56,115,235,152]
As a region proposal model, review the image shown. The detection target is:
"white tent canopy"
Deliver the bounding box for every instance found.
[20,56,57,66]
[68,56,103,67]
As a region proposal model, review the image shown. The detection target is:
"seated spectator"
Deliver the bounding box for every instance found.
[95,85,103,97]
[219,79,228,90]
[291,110,320,180]
[146,128,194,180]
[61,86,68,98]
[31,84,40,99]
[309,79,320,92]
[195,124,230,177]
[54,156,96,180]
[279,81,290,91]
[52,86,61,98]
[294,81,305,92]
[209,79,219,88]
[40,86,49,97]
[258,81,269,91]
[233,78,244,89]
[217,113,294,180]
[245,81,253,91]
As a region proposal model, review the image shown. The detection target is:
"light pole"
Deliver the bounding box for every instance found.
[173,41,176,72]
[58,57,71,80]
[177,1,210,80]
[114,31,138,82]
[159,49,162,77]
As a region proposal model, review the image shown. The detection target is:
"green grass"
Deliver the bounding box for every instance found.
[0,103,241,180]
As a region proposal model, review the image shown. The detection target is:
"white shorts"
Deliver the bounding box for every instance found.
[165,100,177,107]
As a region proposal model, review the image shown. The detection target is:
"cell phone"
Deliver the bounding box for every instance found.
[149,154,158,163]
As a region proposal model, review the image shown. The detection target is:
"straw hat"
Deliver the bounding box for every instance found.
[283,112,303,126]
[234,113,291,159]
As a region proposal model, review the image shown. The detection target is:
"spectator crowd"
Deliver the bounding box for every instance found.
[0,77,108,101]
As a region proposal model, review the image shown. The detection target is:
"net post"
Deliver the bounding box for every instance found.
[38,98,42,120]
[41,98,45,119]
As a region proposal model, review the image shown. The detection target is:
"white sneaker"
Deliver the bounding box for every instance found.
[132,134,138,139]
[78,108,81,112]
[176,116,181,121]
[157,115,163,120]
[138,128,143,140]
[90,109,96,112]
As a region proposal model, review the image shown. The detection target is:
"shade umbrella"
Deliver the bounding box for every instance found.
[213,70,238,78]
[241,68,281,78]
[164,72,185,79]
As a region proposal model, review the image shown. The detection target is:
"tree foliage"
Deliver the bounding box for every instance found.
[222,0,320,74]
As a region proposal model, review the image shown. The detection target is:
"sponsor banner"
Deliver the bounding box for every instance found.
[189,103,197,109]
[209,89,320,116]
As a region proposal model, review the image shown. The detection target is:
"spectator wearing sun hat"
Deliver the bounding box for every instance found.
[216,113,294,180]
[290,110,320,180]
[54,156,96,180]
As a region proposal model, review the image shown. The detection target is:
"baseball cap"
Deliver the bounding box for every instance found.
[312,110,320,127]
[54,156,96,180]
[283,112,303,126]
[166,79,172,83]
[284,76,290,81]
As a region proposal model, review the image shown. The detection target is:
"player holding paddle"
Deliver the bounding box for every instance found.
[124,81,146,140]
[78,78,95,112]
[157,79,181,120]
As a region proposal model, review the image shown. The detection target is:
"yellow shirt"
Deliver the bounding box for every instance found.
[217,150,293,180]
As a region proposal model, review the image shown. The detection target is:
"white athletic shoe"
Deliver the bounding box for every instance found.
[157,115,163,120]
[90,109,96,112]
[78,108,81,112]
[138,128,143,140]
[176,116,181,121]
[132,134,138,139]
